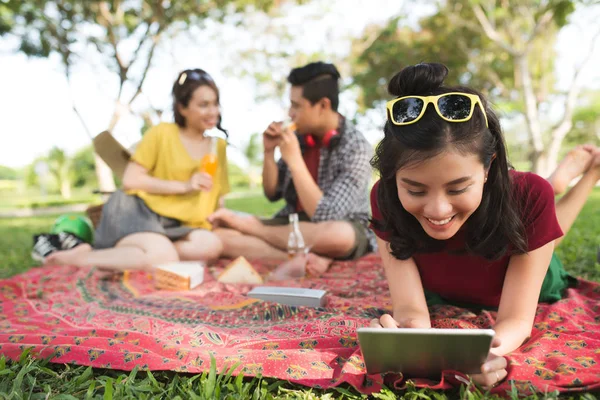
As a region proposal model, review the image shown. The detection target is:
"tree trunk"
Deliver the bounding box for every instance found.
[60,178,72,199]
[546,128,569,177]
[517,54,546,175]
[529,149,548,178]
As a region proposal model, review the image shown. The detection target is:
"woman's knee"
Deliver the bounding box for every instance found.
[118,232,179,266]
[177,230,224,260]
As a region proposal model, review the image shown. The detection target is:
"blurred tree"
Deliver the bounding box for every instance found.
[220,1,350,107]
[24,163,40,188]
[140,107,164,137]
[244,133,263,166]
[0,1,18,36]
[25,157,52,193]
[352,0,599,174]
[562,90,600,153]
[0,166,17,180]
[71,145,97,188]
[46,147,72,199]
[227,161,252,189]
[2,0,300,192]
[243,132,263,188]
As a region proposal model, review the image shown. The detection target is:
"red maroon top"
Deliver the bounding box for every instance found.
[370,171,563,307]
[296,142,321,213]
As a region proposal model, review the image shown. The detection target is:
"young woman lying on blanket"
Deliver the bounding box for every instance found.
[369,63,600,389]
[45,69,230,271]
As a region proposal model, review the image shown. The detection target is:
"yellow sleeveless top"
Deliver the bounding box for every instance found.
[127,123,229,229]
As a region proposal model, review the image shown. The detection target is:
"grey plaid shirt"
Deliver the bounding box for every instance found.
[266,116,377,252]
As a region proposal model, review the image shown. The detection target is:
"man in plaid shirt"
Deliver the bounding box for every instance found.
[211,62,375,275]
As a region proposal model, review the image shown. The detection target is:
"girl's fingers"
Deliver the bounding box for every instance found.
[471,367,507,389]
[491,336,501,348]
[369,318,382,328]
[482,355,507,374]
[379,314,400,328]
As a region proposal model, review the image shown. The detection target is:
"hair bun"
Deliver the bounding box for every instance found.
[387,63,449,97]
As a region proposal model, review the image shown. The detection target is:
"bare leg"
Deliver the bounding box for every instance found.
[44,232,179,272]
[547,145,594,195]
[553,150,600,247]
[209,209,356,259]
[174,230,223,262]
[257,220,356,258]
[213,227,334,276]
[213,228,288,260]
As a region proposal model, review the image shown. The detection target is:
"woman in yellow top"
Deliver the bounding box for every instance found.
[45,69,229,271]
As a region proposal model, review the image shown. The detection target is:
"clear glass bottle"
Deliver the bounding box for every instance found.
[287,213,305,259]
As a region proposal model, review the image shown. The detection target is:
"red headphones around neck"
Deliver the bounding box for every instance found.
[305,129,339,148]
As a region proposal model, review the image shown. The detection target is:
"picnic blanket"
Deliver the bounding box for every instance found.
[0,254,599,396]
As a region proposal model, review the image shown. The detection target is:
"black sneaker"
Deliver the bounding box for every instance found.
[57,231,85,250]
[32,234,61,262]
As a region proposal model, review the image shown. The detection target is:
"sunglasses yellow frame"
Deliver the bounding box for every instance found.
[386,92,489,128]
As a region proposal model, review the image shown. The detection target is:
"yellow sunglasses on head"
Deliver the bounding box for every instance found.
[386,92,489,128]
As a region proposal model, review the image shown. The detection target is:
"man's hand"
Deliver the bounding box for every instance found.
[279,126,303,168]
[186,172,213,193]
[263,121,283,154]
[208,208,263,235]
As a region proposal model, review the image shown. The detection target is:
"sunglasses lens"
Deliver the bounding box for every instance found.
[391,98,424,124]
[188,71,205,80]
[179,70,213,85]
[437,94,471,120]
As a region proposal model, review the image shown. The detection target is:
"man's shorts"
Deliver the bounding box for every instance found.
[261,212,371,260]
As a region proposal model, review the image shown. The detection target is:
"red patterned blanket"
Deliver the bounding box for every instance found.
[0,254,598,396]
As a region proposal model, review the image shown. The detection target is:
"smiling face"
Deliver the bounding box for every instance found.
[178,85,220,132]
[396,150,488,240]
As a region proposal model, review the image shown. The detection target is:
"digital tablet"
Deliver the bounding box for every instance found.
[357,328,495,377]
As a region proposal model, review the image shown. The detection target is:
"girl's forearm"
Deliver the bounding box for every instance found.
[124,175,189,195]
[491,318,532,356]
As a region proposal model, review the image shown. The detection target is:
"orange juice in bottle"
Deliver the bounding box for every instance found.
[199,137,218,177]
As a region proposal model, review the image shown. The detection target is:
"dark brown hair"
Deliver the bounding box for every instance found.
[287,62,341,111]
[371,63,527,260]
[172,69,228,136]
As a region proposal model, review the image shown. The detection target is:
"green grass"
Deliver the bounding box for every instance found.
[554,189,600,281]
[0,214,58,279]
[0,188,102,209]
[225,193,285,218]
[4,351,592,400]
[1,192,599,399]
